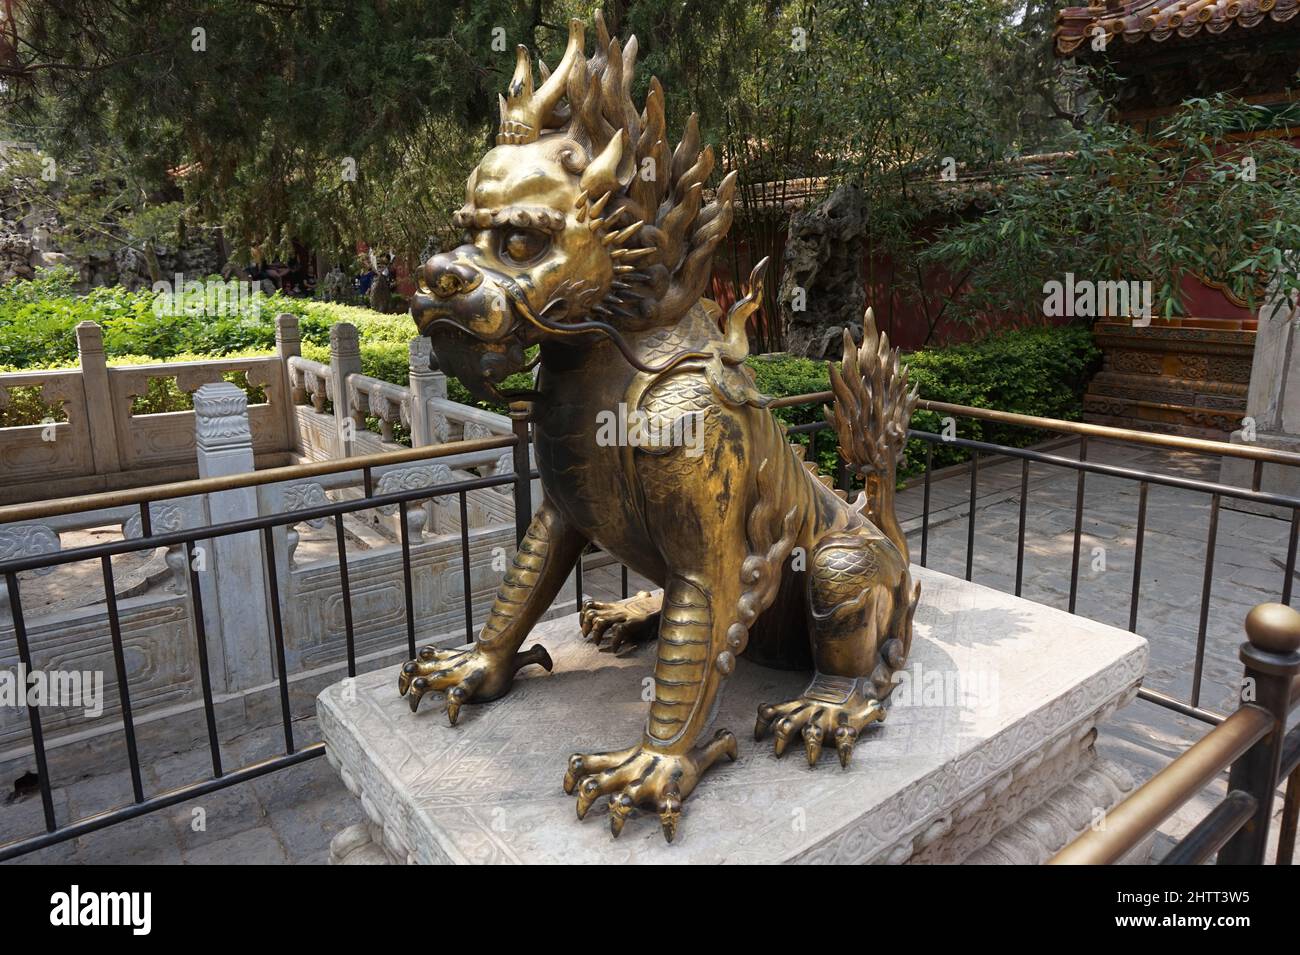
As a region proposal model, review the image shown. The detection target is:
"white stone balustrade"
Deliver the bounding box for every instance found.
[0,312,549,787]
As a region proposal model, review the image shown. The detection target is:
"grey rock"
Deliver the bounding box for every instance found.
[779,183,867,359]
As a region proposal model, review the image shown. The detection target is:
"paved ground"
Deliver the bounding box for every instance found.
[895,437,1298,862]
[7,438,1297,863]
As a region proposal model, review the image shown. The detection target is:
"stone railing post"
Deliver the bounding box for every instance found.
[275,313,302,452]
[1222,279,1300,513]
[193,382,275,693]
[406,337,447,447]
[75,321,122,476]
[329,322,362,457]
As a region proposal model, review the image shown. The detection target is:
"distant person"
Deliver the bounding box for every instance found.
[369,255,393,313]
[357,267,376,297]
[321,264,350,302]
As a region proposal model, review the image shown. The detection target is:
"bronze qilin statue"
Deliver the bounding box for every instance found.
[401,12,920,843]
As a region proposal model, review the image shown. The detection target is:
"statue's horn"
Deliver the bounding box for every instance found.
[499,18,585,144]
[534,19,585,128]
[507,45,534,103]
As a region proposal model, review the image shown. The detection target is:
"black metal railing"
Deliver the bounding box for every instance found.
[1051,602,1300,865]
[0,428,528,862]
[2,395,1300,862]
[776,393,1300,726]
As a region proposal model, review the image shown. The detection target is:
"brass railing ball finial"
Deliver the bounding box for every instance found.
[1243,602,1300,656]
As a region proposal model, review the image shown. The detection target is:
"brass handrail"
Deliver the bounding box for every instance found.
[1051,603,1300,865]
[5,391,1297,526]
[768,390,1300,467]
[1048,705,1273,865]
[0,433,516,525]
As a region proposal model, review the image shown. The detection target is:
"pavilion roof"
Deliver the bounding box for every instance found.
[1055,0,1300,57]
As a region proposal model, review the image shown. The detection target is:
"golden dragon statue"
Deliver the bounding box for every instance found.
[400,12,920,843]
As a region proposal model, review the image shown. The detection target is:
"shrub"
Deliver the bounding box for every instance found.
[0,269,410,369]
[743,324,1099,481]
[1,274,1099,471]
[900,323,1098,478]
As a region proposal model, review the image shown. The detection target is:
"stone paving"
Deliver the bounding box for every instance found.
[895,437,1298,861]
[6,438,1298,863]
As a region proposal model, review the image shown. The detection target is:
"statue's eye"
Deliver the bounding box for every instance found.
[500,229,549,264]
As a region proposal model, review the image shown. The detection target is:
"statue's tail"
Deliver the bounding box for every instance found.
[824,307,919,564]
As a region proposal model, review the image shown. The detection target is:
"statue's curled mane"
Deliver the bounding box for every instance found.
[453,12,736,326]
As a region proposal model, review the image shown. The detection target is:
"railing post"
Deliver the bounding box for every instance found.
[275,313,301,451]
[509,405,532,547]
[193,382,276,693]
[329,322,361,457]
[1217,602,1300,864]
[75,321,122,476]
[406,337,445,447]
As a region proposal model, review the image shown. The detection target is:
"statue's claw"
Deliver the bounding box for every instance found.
[609,794,634,837]
[659,787,682,843]
[833,722,858,768]
[564,729,736,843]
[579,592,661,653]
[803,722,824,767]
[756,687,883,768]
[397,643,551,724]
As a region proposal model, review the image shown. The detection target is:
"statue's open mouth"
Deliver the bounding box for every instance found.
[418,317,541,404]
[413,262,726,405]
[411,271,543,404]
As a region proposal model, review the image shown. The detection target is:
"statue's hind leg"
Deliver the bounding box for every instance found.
[755,527,919,767]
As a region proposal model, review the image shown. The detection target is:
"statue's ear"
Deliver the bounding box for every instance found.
[580,131,635,197]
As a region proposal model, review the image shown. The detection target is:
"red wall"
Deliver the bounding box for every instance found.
[708,241,1258,354]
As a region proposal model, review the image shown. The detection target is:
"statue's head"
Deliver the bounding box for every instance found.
[412,13,736,401]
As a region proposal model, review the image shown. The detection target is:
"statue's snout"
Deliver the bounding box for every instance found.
[421,249,483,299]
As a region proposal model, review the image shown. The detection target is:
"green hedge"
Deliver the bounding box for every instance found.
[747,324,1100,481]
[0,268,420,424]
[0,266,410,372]
[1,272,1099,471]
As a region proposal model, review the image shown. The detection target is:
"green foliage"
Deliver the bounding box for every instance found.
[743,324,1099,480]
[924,95,1300,322]
[2,272,1097,467]
[3,0,537,271]
[0,145,187,280]
[899,323,1099,479]
[4,0,1091,332]
[0,270,410,369]
[705,0,1076,348]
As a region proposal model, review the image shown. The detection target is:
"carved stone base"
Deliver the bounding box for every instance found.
[1085,317,1255,440]
[329,822,403,865]
[966,755,1152,864]
[317,566,1148,864]
[1220,432,1300,519]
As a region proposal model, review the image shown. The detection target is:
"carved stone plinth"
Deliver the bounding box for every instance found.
[318,566,1149,864]
[1084,317,1255,440]
[1220,296,1300,517]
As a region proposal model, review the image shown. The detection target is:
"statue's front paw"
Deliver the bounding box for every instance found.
[562,729,737,843]
[579,590,661,652]
[398,643,551,725]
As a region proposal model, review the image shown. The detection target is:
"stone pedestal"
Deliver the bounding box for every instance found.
[1084,317,1255,441]
[1221,295,1300,516]
[318,567,1149,865]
